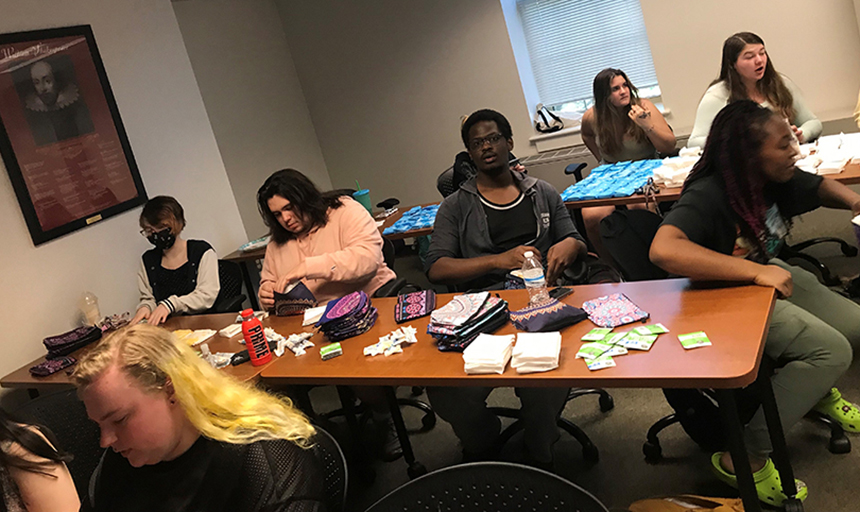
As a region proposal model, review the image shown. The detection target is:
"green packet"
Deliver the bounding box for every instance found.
[678,331,712,350]
[320,342,343,360]
[586,354,615,371]
[575,342,613,360]
[617,333,658,351]
[633,323,669,336]
[603,332,628,345]
[581,327,612,341]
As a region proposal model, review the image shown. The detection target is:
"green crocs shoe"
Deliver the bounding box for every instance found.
[710,452,808,506]
[814,388,860,433]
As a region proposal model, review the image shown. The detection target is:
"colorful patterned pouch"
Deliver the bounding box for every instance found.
[43,326,102,358]
[29,356,76,377]
[581,293,649,328]
[273,281,318,316]
[510,298,588,332]
[395,290,436,323]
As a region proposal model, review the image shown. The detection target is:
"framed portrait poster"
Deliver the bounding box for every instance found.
[0,25,146,245]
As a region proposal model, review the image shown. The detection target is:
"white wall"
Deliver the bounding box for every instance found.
[641,0,860,135]
[0,0,247,381]
[173,0,331,239]
[274,0,538,207]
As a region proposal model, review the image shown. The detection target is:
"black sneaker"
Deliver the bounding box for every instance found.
[377,417,403,462]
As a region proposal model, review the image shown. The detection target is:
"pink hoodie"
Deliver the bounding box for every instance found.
[260,197,396,304]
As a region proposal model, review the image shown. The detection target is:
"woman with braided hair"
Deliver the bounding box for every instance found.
[651,100,860,506]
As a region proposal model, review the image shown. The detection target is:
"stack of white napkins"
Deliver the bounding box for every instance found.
[511,332,562,374]
[463,333,515,374]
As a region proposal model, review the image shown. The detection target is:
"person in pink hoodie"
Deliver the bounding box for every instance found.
[256,168,401,460]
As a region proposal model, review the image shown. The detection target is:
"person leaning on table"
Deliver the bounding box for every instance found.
[650,100,860,507]
[687,31,821,149]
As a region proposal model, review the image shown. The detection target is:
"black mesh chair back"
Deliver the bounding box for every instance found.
[364,462,609,512]
[310,426,348,512]
[15,388,103,500]
[209,259,246,313]
[437,166,457,198]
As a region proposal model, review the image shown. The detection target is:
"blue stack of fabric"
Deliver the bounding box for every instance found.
[382,204,440,235]
[560,159,662,201]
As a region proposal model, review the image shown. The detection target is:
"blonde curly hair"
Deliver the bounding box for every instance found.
[72,323,314,446]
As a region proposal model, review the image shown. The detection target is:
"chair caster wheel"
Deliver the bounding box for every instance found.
[411,386,423,396]
[582,443,599,464]
[599,394,615,412]
[407,462,427,479]
[421,413,437,429]
[642,441,662,462]
[829,435,851,454]
[844,246,858,257]
[783,498,804,512]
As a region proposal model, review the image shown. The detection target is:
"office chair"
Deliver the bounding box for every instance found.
[779,239,857,286]
[205,259,247,314]
[364,461,609,512]
[596,210,851,461]
[309,425,348,512]
[15,389,103,501]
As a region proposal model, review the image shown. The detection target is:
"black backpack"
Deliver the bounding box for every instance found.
[598,209,668,282]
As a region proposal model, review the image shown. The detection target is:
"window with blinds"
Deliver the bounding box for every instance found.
[516,0,660,112]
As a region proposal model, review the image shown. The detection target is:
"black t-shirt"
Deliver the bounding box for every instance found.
[83,437,325,512]
[662,169,823,262]
[479,191,537,251]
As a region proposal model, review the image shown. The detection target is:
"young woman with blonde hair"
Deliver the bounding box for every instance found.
[72,323,323,512]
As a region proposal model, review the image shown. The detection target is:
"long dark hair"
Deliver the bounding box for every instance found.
[714,32,794,120]
[685,100,778,257]
[1,408,72,484]
[257,169,344,245]
[593,68,648,159]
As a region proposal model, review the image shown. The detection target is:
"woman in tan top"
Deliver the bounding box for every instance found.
[580,68,675,258]
[0,409,78,511]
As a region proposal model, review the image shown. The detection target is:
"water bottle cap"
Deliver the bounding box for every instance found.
[523,251,533,258]
[241,308,254,318]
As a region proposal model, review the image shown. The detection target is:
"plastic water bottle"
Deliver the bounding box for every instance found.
[522,251,550,305]
[241,309,272,366]
[79,292,101,326]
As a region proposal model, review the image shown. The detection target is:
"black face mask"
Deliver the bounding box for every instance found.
[147,228,176,251]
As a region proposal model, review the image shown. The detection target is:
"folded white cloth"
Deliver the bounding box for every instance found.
[463,333,514,374]
[511,332,562,374]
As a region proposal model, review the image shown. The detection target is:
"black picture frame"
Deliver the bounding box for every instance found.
[0,25,146,245]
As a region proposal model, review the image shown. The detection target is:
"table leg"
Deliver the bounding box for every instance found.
[715,389,762,512]
[384,386,427,479]
[240,261,260,311]
[336,386,376,484]
[760,377,803,509]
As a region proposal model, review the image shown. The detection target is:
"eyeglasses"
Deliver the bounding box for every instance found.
[469,133,505,150]
[140,226,169,237]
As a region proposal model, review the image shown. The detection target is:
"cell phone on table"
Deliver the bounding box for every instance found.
[549,287,573,301]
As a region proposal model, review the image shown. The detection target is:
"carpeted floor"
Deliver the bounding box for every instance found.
[305,248,860,512]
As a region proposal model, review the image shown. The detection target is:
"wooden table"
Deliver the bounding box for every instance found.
[0,313,271,395]
[260,280,774,390]
[254,280,798,512]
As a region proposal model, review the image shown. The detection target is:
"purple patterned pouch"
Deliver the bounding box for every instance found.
[395,290,436,323]
[317,292,368,327]
[510,298,588,332]
[30,356,77,377]
[43,326,101,354]
[581,293,649,328]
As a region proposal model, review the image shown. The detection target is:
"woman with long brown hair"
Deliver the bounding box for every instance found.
[580,68,675,257]
[688,31,821,148]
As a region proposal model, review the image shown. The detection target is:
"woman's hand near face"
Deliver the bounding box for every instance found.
[790,125,804,143]
[628,104,653,130]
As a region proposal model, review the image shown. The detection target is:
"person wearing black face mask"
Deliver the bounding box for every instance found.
[130,196,220,326]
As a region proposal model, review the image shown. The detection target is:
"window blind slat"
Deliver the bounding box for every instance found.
[516,0,660,107]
